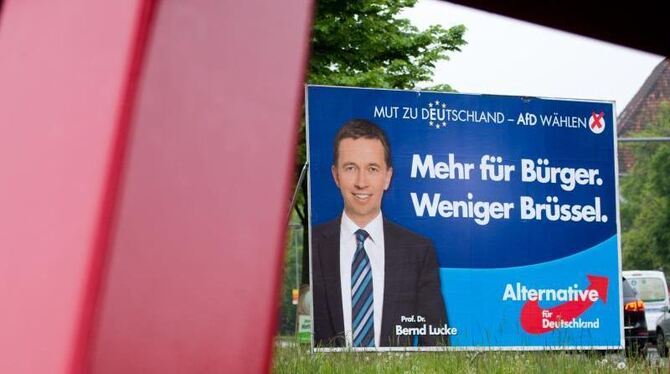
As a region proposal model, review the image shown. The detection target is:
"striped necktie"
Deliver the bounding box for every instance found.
[351,229,374,347]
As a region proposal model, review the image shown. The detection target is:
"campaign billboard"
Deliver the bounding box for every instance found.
[306,85,621,350]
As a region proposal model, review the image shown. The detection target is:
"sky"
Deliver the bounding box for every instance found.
[402,0,665,114]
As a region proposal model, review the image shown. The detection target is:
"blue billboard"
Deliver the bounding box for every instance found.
[307,85,621,350]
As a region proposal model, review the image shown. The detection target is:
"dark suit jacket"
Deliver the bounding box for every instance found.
[312,217,448,347]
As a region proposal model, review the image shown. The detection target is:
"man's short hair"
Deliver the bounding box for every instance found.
[333,119,392,168]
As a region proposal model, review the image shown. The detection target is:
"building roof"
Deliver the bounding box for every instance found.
[617,58,670,173]
[618,58,670,136]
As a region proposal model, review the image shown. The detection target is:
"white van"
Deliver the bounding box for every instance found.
[622,270,670,341]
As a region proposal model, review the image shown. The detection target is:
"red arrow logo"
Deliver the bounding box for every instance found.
[520,275,608,334]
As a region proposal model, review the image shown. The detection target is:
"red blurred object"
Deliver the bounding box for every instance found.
[0,0,312,373]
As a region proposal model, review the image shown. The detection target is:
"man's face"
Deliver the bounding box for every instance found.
[332,137,393,227]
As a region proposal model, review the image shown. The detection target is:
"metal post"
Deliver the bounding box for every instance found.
[288,163,309,219]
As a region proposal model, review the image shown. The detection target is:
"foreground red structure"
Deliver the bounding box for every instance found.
[0,1,312,372]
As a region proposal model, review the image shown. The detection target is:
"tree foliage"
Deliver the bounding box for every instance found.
[621,102,670,271]
[309,0,466,89]
[278,225,303,335]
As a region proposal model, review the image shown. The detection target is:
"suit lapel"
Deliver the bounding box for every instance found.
[381,219,399,345]
[319,220,344,338]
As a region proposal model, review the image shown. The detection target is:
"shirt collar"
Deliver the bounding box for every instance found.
[341,211,383,243]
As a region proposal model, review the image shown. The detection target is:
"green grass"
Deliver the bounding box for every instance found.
[273,341,662,373]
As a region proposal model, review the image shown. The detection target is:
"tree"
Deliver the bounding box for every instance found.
[308,0,466,89]
[621,102,670,271]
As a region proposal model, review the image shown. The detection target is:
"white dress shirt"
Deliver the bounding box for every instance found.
[340,211,385,347]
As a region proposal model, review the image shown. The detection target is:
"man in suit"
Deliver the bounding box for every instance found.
[312,119,448,348]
